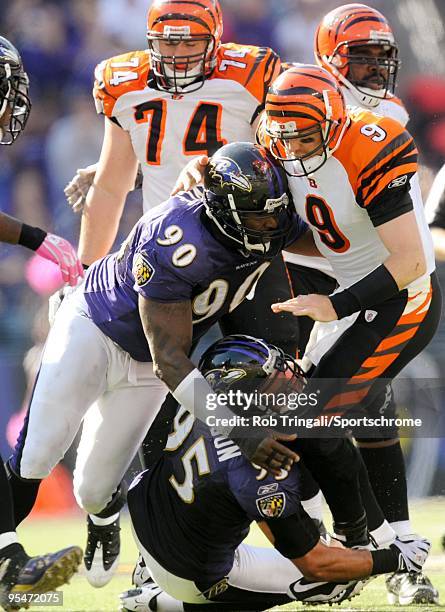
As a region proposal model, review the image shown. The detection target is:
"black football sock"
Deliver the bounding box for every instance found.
[358,442,409,524]
[0,458,16,534]
[6,460,41,526]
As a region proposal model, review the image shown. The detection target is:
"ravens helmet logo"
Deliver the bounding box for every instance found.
[208,157,252,192]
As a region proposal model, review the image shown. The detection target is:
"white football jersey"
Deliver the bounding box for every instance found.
[94,44,280,212]
[286,108,434,290]
[283,87,410,275]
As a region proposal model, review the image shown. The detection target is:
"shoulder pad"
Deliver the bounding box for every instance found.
[93,50,151,117]
[213,43,281,103]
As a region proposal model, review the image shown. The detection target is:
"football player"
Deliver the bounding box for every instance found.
[283,2,409,350]
[62,0,302,585]
[7,143,305,590]
[0,36,83,609]
[119,335,430,612]
[280,6,437,605]
[174,5,436,604]
[64,0,296,368]
[264,64,440,604]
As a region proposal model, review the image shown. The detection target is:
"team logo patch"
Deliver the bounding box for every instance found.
[202,577,229,599]
[133,252,155,287]
[208,157,252,192]
[256,492,286,518]
[257,482,279,496]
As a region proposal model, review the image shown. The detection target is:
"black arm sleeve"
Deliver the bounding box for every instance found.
[264,507,320,559]
[366,187,414,227]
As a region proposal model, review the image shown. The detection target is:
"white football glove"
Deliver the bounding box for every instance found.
[288,577,365,605]
[170,155,208,195]
[390,534,431,573]
[64,164,97,213]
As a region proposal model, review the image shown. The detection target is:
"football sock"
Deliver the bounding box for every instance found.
[90,512,119,527]
[6,461,41,526]
[301,490,324,522]
[299,460,321,502]
[0,459,16,533]
[358,441,410,525]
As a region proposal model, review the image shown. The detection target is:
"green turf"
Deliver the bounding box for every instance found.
[17,497,445,611]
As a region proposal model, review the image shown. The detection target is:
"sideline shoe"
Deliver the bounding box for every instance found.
[84,516,120,588]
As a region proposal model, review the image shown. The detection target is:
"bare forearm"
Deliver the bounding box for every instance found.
[294,545,372,582]
[0,213,23,244]
[377,212,427,288]
[139,296,194,390]
[78,185,126,265]
[383,249,426,290]
[153,350,195,390]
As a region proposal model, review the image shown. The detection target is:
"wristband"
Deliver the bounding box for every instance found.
[370,547,399,575]
[18,224,47,251]
[330,264,399,319]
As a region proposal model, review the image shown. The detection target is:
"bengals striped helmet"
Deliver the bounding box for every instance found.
[315,4,400,107]
[147,0,223,93]
[265,65,348,176]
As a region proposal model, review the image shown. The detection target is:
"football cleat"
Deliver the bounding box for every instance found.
[288,576,366,606]
[0,543,82,610]
[386,571,440,606]
[132,555,151,588]
[84,516,120,588]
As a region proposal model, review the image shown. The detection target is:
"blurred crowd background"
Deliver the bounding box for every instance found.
[0,0,445,512]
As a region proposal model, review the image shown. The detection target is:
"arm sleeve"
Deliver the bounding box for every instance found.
[265,509,320,558]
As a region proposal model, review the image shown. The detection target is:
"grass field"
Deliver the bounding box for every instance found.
[17,497,445,612]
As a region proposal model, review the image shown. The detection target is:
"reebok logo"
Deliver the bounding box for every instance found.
[388,175,408,189]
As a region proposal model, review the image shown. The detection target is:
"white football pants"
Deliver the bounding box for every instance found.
[132,525,302,604]
[17,289,168,514]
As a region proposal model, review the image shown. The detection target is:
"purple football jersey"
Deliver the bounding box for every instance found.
[128,407,301,586]
[83,189,306,361]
